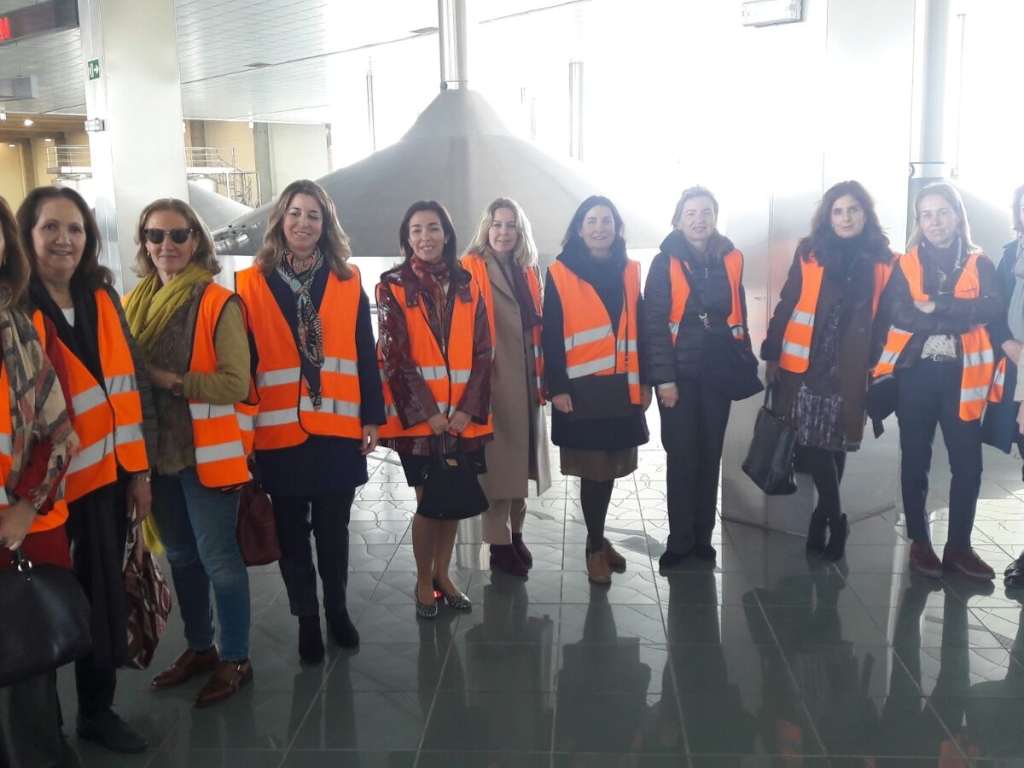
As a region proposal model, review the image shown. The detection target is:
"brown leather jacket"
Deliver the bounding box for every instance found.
[377,262,493,456]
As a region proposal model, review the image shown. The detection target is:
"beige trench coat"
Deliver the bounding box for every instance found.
[477,256,552,499]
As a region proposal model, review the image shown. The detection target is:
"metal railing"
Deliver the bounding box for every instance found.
[45,144,91,175]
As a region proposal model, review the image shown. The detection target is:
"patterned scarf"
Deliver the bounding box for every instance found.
[277,249,326,408]
[1009,239,1024,343]
[410,255,450,316]
[1,298,78,507]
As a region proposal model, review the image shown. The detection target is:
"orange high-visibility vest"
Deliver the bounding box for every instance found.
[237,264,363,449]
[188,284,258,488]
[377,277,493,440]
[546,258,642,404]
[873,249,994,421]
[32,290,148,502]
[0,363,70,533]
[779,254,892,373]
[667,249,745,344]
[460,253,545,404]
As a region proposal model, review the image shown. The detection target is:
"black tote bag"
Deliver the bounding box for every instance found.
[0,549,92,687]
[742,386,798,495]
[417,435,489,520]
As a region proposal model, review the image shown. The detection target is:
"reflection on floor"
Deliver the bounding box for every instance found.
[59,418,1024,767]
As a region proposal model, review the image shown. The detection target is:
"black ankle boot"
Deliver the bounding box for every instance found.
[806,509,828,554]
[824,514,849,561]
[298,615,324,664]
[326,609,360,649]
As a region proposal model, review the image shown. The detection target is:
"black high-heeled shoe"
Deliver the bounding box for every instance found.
[806,509,828,554]
[823,514,849,561]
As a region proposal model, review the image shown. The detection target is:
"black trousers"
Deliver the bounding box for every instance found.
[660,378,732,554]
[896,360,982,547]
[0,671,62,767]
[271,490,355,620]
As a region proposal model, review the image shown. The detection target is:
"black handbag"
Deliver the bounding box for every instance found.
[742,386,798,495]
[566,373,633,421]
[680,262,763,402]
[0,549,92,687]
[417,435,489,520]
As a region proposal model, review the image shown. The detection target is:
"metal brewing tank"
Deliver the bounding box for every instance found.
[212,88,662,284]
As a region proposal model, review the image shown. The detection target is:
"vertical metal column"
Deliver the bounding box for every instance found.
[366,60,377,151]
[438,0,470,90]
[908,0,952,226]
[569,61,584,160]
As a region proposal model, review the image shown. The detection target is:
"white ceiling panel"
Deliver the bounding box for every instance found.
[0,0,583,120]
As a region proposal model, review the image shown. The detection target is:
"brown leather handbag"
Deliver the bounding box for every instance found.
[124,521,172,670]
[236,467,280,567]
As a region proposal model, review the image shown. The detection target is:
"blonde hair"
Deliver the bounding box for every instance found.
[907,182,980,254]
[134,198,220,277]
[464,198,538,268]
[255,180,353,279]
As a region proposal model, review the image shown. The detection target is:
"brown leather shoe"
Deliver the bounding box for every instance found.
[195,659,253,707]
[586,536,626,570]
[908,541,943,579]
[151,648,219,690]
[587,550,612,584]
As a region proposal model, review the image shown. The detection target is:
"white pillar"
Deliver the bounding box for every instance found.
[77,0,188,293]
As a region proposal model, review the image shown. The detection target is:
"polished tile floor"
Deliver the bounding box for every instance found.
[59,413,1024,767]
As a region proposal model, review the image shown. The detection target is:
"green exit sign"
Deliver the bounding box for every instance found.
[87,59,99,80]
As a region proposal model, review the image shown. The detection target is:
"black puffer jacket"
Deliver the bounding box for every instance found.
[644,230,749,385]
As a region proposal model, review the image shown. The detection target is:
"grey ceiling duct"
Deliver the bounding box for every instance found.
[212,87,662,265]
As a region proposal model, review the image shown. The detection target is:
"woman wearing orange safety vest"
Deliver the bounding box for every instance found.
[19,187,156,755]
[542,195,652,585]
[123,199,256,707]
[378,201,492,619]
[763,181,895,561]
[238,180,384,662]
[873,182,1002,582]
[645,187,754,571]
[461,198,551,578]
[0,195,80,767]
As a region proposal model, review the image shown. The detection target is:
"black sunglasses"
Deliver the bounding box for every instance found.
[144,228,194,245]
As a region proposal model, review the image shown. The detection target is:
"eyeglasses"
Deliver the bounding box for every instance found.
[144,228,194,245]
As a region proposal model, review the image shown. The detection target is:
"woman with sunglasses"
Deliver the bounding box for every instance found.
[17,187,155,755]
[237,180,384,662]
[0,195,81,767]
[123,199,257,706]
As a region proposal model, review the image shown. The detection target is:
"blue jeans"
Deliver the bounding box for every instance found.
[151,467,250,660]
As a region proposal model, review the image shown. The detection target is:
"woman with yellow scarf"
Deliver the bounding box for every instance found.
[123,199,256,708]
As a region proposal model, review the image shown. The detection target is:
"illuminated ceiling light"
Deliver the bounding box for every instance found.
[44,137,52,142]
[7,144,15,148]
[23,118,33,126]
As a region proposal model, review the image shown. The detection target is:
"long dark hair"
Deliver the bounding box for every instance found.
[561,195,627,258]
[0,196,30,309]
[17,187,114,291]
[398,200,459,270]
[802,180,890,263]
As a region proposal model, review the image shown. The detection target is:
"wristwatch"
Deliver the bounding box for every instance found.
[171,377,184,397]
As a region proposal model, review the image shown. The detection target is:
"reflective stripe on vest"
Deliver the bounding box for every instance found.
[0,363,69,532]
[547,258,642,404]
[666,249,746,344]
[32,289,149,502]
[872,249,994,421]
[377,275,492,439]
[188,283,258,488]
[780,254,892,374]
[461,253,546,404]
[237,264,363,449]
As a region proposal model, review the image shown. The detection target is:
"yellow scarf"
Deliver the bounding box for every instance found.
[123,262,213,359]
